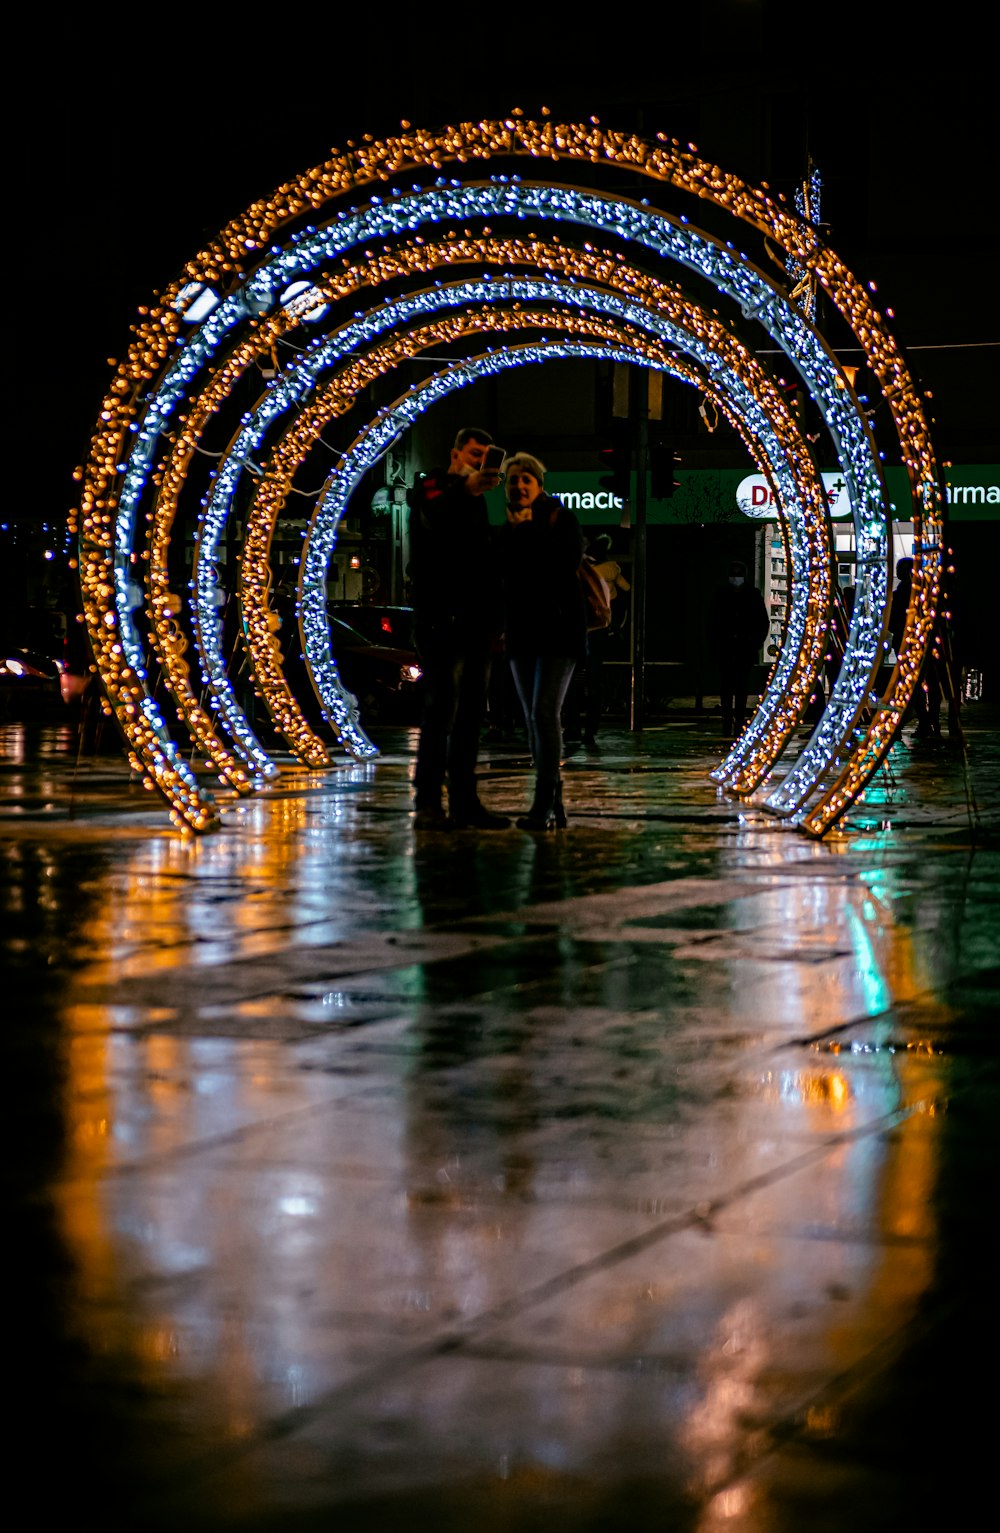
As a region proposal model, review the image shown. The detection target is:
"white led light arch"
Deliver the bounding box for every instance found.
[74,116,940,835]
[227,288,826,772]
[300,336,814,741]
[158,176,854,795]
[150,232,831,791]
[297,335,812,745]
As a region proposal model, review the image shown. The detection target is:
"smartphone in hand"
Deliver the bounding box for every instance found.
[481,445,506,474]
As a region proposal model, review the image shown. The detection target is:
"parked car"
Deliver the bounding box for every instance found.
[0,647,64,717]
[327,603,415,651]
[324,614,424,724]
[0,606,71,717]
[255,596,424,730]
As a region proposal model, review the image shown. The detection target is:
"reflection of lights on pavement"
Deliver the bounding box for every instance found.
[845,901,892,1016]
[278,1196,317,1218]
[682,1298,765,1488]
[828,1072,850,1109]
[72,1116,109,1145]
[708,1485,751,1520]
[194,1072,229,1096]
[285,1363,305,1407]
[758,1068,853,1109]
[137,1327,180,1363]
[805,1405,839,1438]
[274,1174,325,1230]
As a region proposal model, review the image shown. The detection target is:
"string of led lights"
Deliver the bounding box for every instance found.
[284,318,816,744]
[169,232,811,775]
[144,181,850,793]
[158,250,786,774]
[153,305,302,787]
[194,176,875,806]
[296,334,803,735]
[72,115,940,835]
[216,268,824,770]
[785,162,822,324]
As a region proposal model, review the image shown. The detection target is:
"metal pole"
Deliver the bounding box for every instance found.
[631,367,648,732]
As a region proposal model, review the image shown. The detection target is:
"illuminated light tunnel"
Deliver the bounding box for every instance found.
[231,277,825,785]
[73,115,942,835]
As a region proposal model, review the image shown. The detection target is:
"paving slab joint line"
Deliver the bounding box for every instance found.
[783,966,998,1051]
[783,1002,922,1051]
[146,1099,925,1502]
[456,1100,926,1343]
[62,1085,389,1181]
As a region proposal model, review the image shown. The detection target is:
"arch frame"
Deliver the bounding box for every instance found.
[72,116,941,835]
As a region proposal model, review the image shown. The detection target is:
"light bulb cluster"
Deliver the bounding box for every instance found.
[72,117,940,835]
[152,308,300,788]
[230,271,823,766]
[785,165,822,323]
[274,311,698,739]
[160,236,822,779]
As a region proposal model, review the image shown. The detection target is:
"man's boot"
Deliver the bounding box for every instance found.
[451,799,511,830]
[414,795,453,831]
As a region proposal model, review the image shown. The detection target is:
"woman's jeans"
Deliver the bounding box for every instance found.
[508,654,578,790]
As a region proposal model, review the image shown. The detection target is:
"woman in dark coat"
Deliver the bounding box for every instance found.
[498,453,587,829]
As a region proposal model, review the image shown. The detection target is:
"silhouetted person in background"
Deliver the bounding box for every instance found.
[823,584,854,696]
[563,534,629,747]
[707,559,769,738]
[889,556,937,738]
[890,553,964,740]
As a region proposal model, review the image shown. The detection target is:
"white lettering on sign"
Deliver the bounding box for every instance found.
[557,491,624,511]
[947,484,1000,504]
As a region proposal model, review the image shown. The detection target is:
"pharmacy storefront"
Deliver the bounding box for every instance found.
[729,464,1000,660]
[542,463,999,661]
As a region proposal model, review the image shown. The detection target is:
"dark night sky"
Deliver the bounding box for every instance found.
[7,7,997,530]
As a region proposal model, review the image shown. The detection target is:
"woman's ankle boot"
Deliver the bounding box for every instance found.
[517,778,558,831]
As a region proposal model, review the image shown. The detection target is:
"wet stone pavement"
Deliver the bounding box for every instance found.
[4,711,998,1531]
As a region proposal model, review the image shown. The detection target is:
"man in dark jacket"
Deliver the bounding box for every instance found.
[707,559,770,738]
[407,427,509,830]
